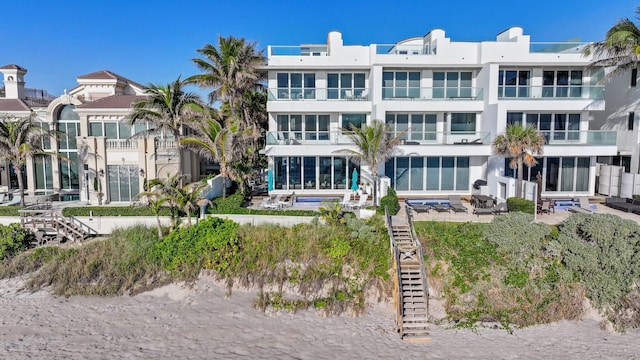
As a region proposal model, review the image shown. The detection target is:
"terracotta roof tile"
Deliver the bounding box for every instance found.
[0,99,31,111]
[76,95,145,109]
[77,70,144,89]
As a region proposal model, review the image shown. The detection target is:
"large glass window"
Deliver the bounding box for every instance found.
[304,157,316,189]
[433,71,473,98]
[57,121,80,190]
[386,156,469,191]
[327,73,366,99]
[508,112,580,142]
[275,156,357,191]
[386,113,437,142]
[277,72,316,99]
[543,70,582,98]
[544,157,590,192]
[278,114,329,142]
[107,165,140,202]
[343,114,366,130]
[498,70,530,97]
[382,71,420,99]
[451,113,476,132]
[34,156,53,191]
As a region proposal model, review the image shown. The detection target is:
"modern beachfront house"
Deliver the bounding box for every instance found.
[263,27,618,201]
[0,65,201,204]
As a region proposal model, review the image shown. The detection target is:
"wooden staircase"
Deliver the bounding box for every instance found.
[386,208,430,342]
[19,208,97,245]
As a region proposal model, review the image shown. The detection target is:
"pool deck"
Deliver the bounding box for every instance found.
[248,195,640,226]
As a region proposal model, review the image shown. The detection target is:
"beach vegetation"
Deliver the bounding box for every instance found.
[0,223,35,261]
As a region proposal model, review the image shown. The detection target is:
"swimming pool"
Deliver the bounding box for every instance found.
[405,199,450,206]
[295,196,342,204]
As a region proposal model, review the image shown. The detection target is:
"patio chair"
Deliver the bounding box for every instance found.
[448,195,468,213]
[433,204,451,213]
[348,194,369,210]
[259,196,279,210]
[280,192,295,208]
[473,205,496,216]
[339,193,352,208]
[537,200,550,214]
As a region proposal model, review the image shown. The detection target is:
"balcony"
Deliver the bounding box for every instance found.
[268,88,370,101]
[529,42,589,54]
[375,44,436,55]
[498,86,604,100]
[105,139,138,150]
[382,87,483,101]
[542,130,616,146]
[266,131,491,146]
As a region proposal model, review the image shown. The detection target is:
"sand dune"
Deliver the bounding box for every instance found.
[1,276,639,359]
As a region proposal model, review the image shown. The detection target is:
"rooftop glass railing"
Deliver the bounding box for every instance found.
[542,130,616,146]
[498,85,604,100]
[529,42,590,53]
[375,44,436,55]
[382,87,483,100]
[268,46,329,56]
[268,88,370,101]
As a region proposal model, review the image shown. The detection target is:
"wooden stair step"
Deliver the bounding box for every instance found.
[403,316,429,322]
[402,329,430,335]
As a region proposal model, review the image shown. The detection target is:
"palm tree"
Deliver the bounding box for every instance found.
[338,120,406,209]
[0,114,59,206]
[492,124,546,198]
[135,192,168,238]
[129,77,206,178]
[187,35,265,113]
[181,117,239,198]
[585,6,640,79]
[145,173,184,231]
[174,180,208,226]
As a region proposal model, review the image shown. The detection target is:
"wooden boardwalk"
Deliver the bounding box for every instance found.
[19,207,97,245]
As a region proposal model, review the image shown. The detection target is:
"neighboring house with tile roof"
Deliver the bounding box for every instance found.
[0,65,200,204]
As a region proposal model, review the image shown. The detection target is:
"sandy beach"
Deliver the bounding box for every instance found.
[1,275,639,360]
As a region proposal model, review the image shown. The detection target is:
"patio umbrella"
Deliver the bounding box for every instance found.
[351,168,359,191]
[267,169,274,192]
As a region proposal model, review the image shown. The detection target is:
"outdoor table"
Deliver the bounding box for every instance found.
[473,195,493,208]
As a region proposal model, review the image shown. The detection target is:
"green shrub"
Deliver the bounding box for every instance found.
[0,206,22,216]
[506,197,535,214]
[155,217,240,278]
[377,188,399,215]
[62,206,173,217]
[551,213,640,330]
[484,212,551,268]
[210,192,244,213]
[0,223,34,261]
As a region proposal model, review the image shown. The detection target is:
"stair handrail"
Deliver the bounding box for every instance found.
[385,206,404,337]
[65,215,98,237]
[404,205,430,317]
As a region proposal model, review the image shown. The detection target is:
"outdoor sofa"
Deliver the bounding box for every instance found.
[605,197,640,213]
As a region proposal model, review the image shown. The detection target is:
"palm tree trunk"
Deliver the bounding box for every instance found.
[372,174,378,210]
[222,175,227,198]
[517,159,524,198]
[156,215,163,239]
[15,166,25,207]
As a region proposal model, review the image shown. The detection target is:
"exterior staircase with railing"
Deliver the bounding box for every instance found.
[19,207,97,245]
[385,206,430,342]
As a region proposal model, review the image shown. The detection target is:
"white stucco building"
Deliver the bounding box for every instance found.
[264,27,618,200]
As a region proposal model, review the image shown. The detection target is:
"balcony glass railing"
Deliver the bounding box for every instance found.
[268,46,329,56]
[266,131,491,146]
[268,88,370,101]
[498,86,604,100]
[529,42,589,54]
[375,44,436,55]
[542,130,616,145]
[382,87,483,100]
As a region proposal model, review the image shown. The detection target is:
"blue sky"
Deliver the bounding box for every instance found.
[0,0,636,96]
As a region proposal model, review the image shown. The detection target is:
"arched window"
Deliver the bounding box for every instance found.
[56,104,80,120]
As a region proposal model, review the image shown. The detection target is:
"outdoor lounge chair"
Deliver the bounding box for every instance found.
[493,202,509,215]
[347,194,368,210]
[259,196,280,210]
[569,197,595,214]
[339,193,352,208]
[473,205,496,216]
[448,195,468,213]
[0,194,20,206]
[279,192,295,208]
[409,204,430,213]
[433,204,450,213]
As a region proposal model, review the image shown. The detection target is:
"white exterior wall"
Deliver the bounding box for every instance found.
[265,27,618,197]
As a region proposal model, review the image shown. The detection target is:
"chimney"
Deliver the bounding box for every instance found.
[0,64,27,99]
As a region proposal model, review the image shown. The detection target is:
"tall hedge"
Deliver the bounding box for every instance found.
[506,197,535,214]
[0,223,34,260]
